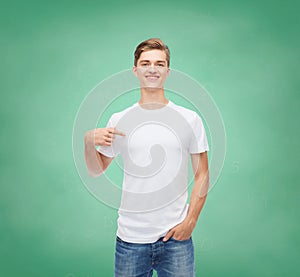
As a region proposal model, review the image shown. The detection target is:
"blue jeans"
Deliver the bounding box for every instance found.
[114,236,195,277]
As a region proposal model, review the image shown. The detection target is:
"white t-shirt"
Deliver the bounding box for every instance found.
[97,100,209,243]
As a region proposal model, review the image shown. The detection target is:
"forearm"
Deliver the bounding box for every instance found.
[84,135,104,177]
[185,170,209,228]
[163,170,209,241]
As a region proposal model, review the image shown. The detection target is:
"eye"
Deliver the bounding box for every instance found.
[141,63,149,67]
[157,63,165,67]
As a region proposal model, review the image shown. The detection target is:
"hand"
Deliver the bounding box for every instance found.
[85,127,125,147]
[163,219,195,242]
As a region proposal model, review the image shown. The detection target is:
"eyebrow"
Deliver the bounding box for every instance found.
[139,60,166,63]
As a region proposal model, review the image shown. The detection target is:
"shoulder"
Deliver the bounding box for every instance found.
[168,101,201,124]
[109,103,137,124]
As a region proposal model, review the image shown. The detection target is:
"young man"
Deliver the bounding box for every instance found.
[84,38,209,277]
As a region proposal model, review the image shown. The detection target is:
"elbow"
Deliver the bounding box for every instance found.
[87,169,104,178]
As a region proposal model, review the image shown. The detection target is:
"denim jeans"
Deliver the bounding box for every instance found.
[114,236,195,277]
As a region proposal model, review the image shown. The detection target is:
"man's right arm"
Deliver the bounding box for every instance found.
[84,128,125,177]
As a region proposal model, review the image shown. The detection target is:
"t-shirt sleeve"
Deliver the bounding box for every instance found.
[189,113,209,154]
[96,116,120,158]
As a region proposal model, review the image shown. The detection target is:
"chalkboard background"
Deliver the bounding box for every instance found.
[1,0,299,276]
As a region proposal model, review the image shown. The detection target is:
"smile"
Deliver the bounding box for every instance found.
[145,75,160,80]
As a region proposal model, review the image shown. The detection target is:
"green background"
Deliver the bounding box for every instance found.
[1,0,299,276]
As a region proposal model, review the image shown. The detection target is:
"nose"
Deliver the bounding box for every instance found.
[148,64,157,73]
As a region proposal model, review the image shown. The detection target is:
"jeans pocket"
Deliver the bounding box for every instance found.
[170,236,191,242]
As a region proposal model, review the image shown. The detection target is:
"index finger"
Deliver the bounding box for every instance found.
[111,128,125,136]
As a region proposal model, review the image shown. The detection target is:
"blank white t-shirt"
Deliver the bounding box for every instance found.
[97,100,209,243]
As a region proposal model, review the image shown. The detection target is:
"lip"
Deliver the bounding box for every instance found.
[145,75,160,80]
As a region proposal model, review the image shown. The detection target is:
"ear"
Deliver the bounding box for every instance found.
[132,66,138,77]
[166,67,170,76]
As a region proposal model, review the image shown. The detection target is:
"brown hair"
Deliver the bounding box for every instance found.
[134,38,170,67]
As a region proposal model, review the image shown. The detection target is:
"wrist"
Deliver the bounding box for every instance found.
[185,217,197,230]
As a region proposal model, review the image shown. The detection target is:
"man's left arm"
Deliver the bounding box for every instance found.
[163,152,209,241]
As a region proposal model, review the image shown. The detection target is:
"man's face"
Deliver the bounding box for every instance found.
[133,49,170,89]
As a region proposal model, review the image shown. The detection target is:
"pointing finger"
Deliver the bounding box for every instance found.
[108,128,125,136]
[113,129,126,136]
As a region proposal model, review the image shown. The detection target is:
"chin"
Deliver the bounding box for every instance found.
[144,86,163,90]
[141,82,163,90]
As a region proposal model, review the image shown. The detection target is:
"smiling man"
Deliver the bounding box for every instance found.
[134,48,170,91]
[84,38,209,277]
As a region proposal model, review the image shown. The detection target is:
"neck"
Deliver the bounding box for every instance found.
[138,87,169,108]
